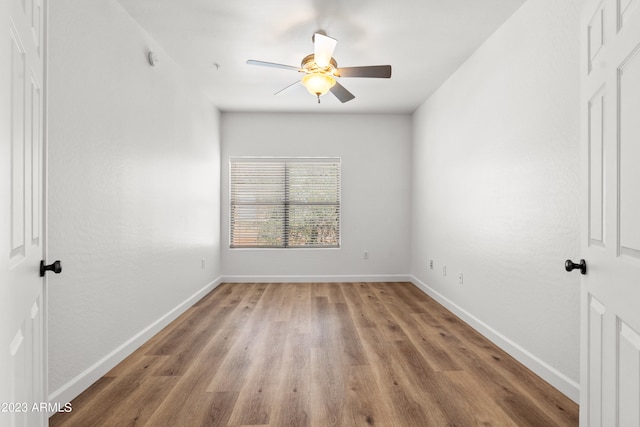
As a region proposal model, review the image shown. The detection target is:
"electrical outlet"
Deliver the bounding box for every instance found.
[363,251,369,259]
[429,260,433,270]
[458,273,464,284]
[442,265,447,276]
[201,258,206,269]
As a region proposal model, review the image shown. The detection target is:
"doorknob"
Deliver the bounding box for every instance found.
[565,259,586,275]
[40,260,62,277]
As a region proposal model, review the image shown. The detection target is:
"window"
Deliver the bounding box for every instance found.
[230,158,341,248]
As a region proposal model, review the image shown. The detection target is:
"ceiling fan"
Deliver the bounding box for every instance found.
[247,31,392,104]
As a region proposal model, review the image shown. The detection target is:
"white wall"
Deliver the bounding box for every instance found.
[47,0,221,403]
[221,113,411,281]
[411,0,581,400]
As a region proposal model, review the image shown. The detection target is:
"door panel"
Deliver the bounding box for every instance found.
[617,320,640,426]
[10,23,26,263]
[588,88,605,247]
[8,298,43,426]
[618,47,640,259]
[2,0,46,424]
[587,295,605,425]
[587,4,604,74]
[31,76,41,246]
[30,0,42,58]
[581,0,640,425]
[619,0,640,29]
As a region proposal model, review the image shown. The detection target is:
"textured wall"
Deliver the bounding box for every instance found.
[411,0,582,398]
[221,113,411,280]
[47,0,221,398]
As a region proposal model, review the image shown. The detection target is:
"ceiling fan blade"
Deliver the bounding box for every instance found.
[330,81,355,103]
[335,65,392,78]
[247,60,302,72]
[274,80,301,95]
[314,33,337,68]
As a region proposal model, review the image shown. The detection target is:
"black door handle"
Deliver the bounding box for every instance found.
[40,260,62,277]
[565,259,586,275]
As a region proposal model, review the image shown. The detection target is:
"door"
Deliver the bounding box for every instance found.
[1,0,47,425]
[580,0,640,425]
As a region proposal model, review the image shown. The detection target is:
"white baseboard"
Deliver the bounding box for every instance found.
[410,275,579,403]
[221,274,412,283]
[48,277,223,408]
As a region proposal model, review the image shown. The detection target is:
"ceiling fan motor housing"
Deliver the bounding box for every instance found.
[301,54,337,73]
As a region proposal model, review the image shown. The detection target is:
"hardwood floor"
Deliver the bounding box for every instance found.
[49,282,578,426]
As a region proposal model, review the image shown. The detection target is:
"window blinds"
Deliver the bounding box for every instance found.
[230,158,341,248]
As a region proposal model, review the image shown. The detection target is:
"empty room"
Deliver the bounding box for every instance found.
[2,0,640,425]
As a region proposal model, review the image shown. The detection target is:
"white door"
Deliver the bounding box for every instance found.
[579,0,640,425]
[1,0,47,425]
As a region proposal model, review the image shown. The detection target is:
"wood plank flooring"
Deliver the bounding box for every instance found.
[49,282,578,426]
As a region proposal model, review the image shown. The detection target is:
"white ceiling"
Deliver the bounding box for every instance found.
[116,0,527,114]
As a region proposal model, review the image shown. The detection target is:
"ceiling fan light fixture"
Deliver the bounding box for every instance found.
[301,72,336,100]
